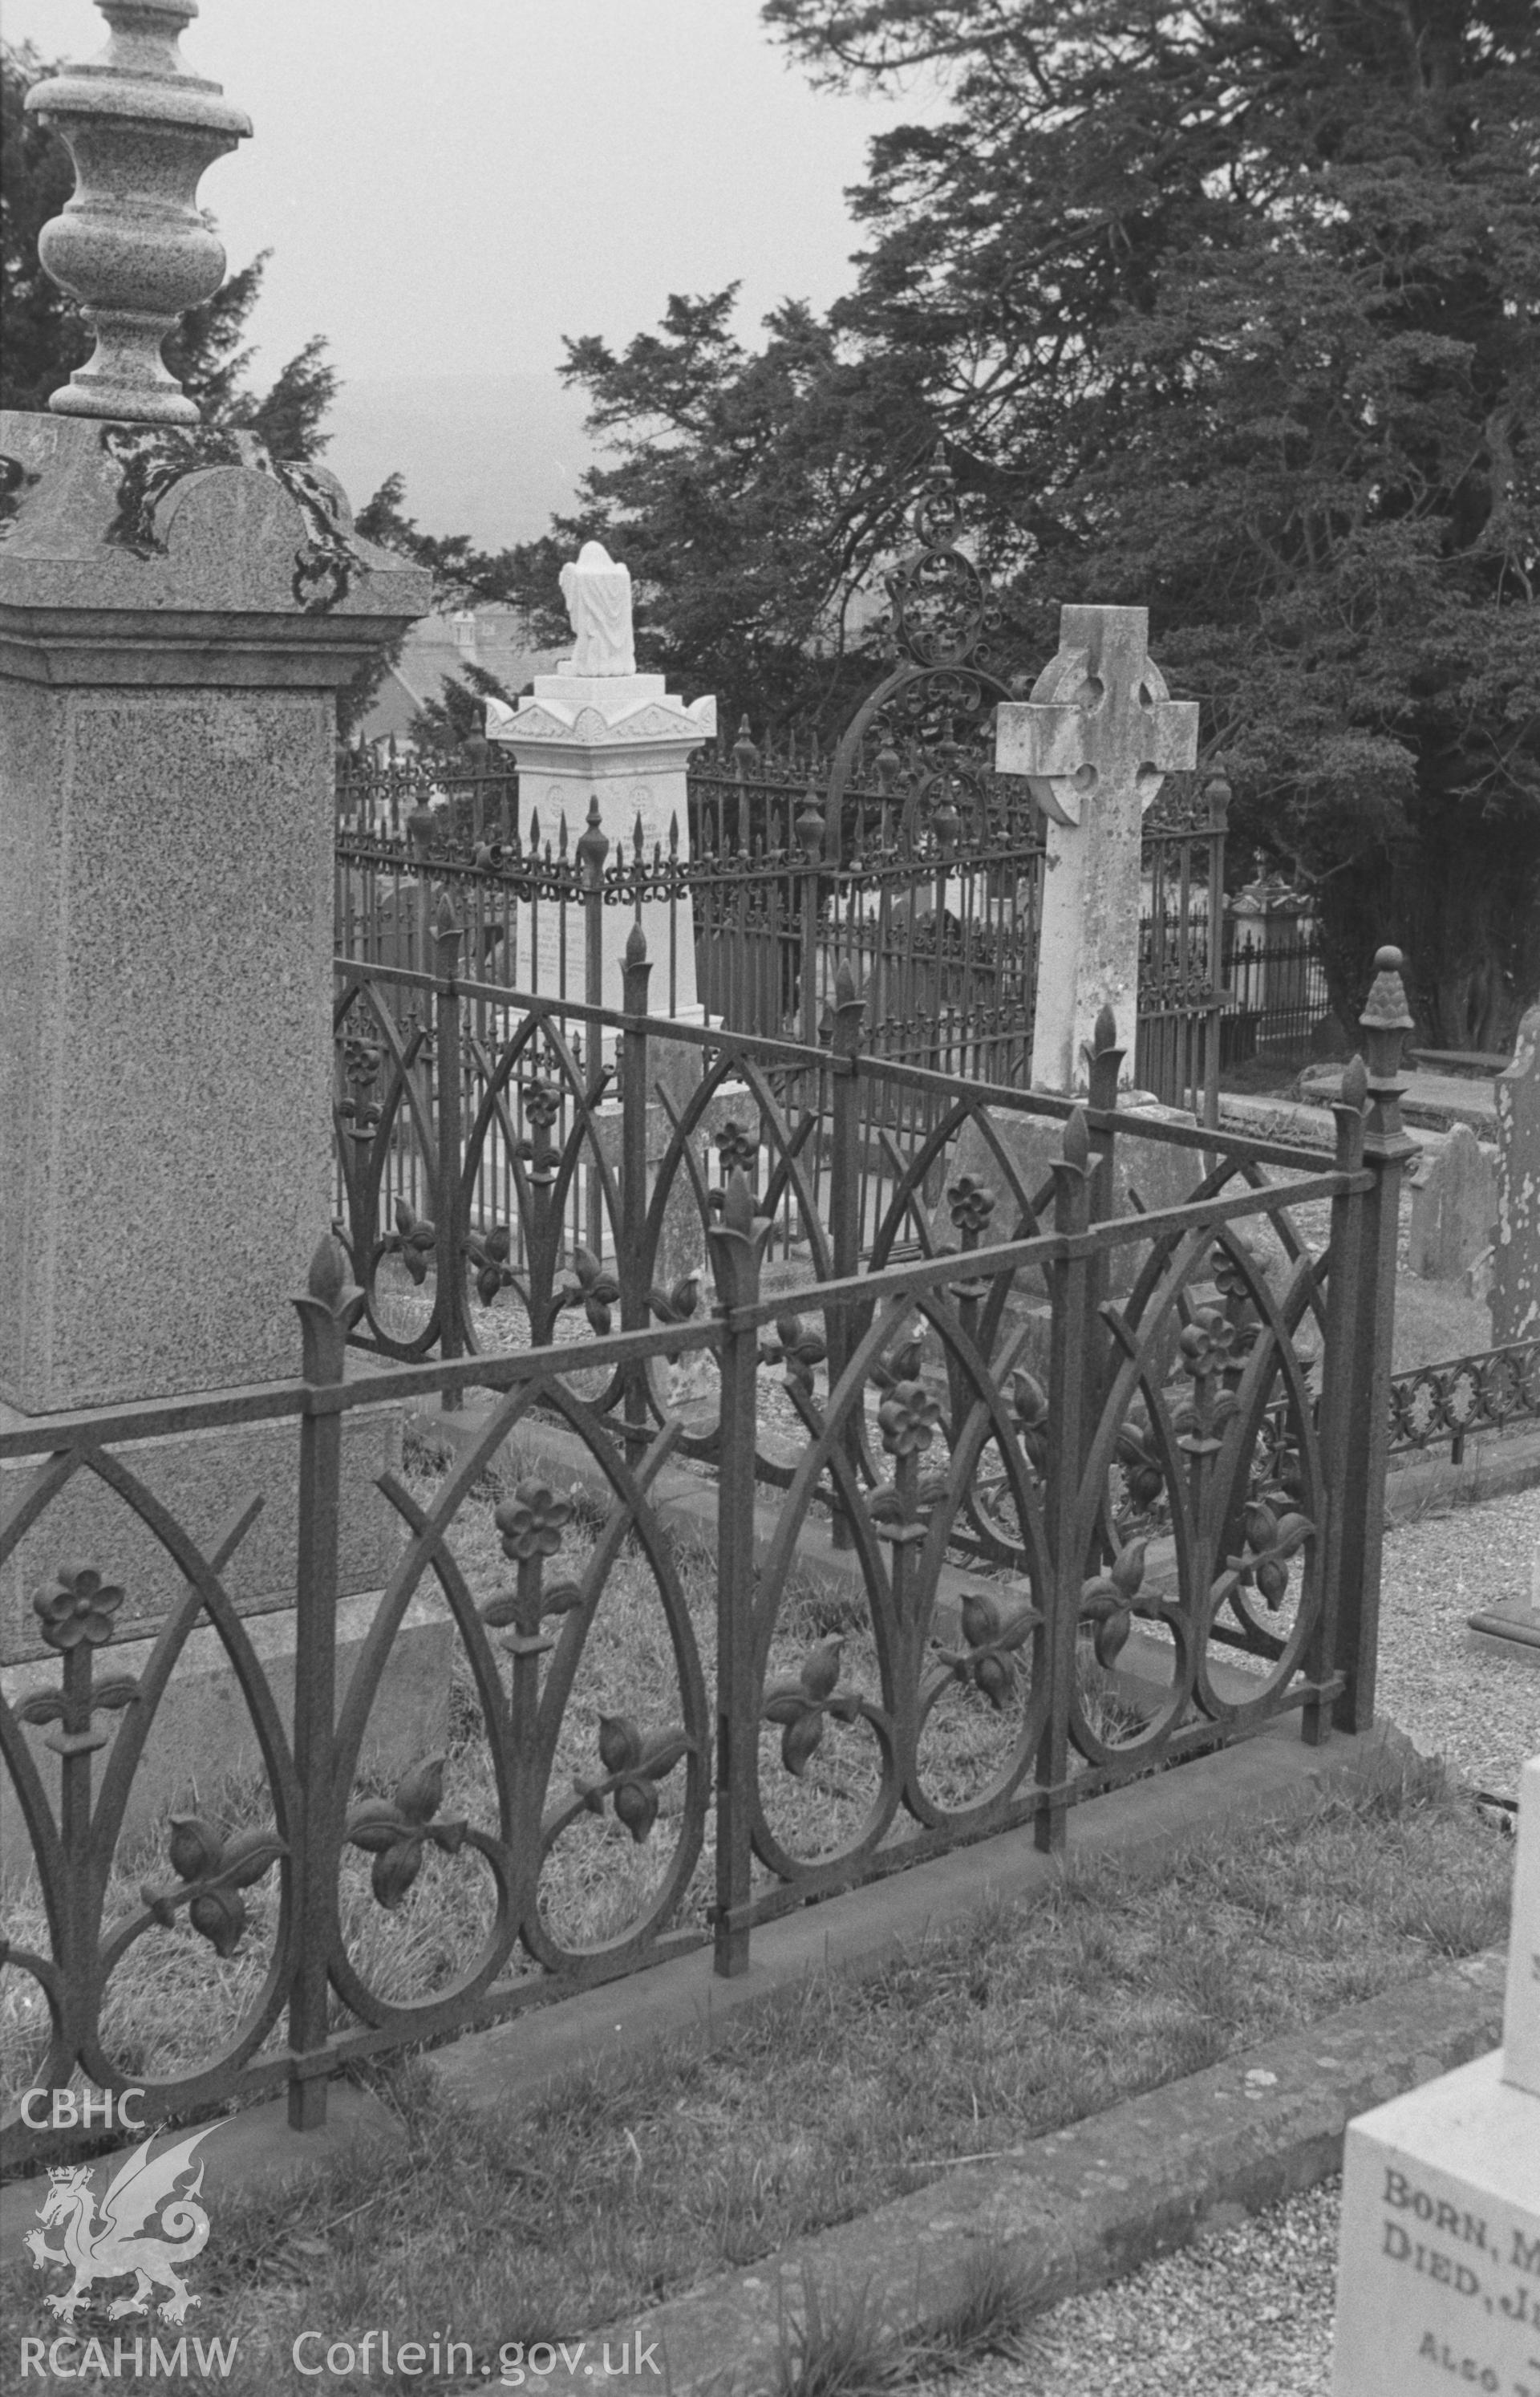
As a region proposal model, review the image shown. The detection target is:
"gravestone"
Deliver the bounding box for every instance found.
[1408,1123,1498,1284]
[1331,1753,1540,2395]
[0,2,440,1865]
[1493,1006,1540,1345]
[951,606,1204,1323]
[486,541,715,1032]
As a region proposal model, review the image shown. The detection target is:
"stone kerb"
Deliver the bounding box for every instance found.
[1493,1004,1540,1345]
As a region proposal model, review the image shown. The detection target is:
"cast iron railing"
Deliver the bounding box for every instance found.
[4,952,1423,2167]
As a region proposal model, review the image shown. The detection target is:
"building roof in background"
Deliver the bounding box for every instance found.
[359,606,565,747]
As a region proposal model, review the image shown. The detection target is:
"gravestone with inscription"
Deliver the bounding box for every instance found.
[487,541,715,1034]
[1331,1752,1540,2394]
[1493,1006,1540,1345]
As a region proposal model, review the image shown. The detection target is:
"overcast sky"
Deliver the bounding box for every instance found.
[8,0,939,389]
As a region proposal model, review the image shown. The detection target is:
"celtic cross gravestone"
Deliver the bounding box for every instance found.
[995,604,1199,1094]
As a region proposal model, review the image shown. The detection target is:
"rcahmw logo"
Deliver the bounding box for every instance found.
[17,2099,237,2375]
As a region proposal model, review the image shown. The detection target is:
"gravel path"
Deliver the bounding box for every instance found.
[918,2180,1340,2397]
[1376,1485,1540,1799]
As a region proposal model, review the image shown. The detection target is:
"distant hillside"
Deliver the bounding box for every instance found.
[322,372,595,551]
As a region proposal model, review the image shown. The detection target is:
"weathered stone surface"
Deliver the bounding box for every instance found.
[1408,1122,1498,1283]
[1505,1753,1539,2098]
[995,605,1198,1096]
[22,1,250,426]
[1332,2053,1539,2397]
[1493,1007,1540,1345]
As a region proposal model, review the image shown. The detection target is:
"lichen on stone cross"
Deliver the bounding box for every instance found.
[557,540,636,677]
[996,605,1198,827]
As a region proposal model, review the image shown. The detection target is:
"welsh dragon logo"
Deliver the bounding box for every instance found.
[25,2127,213,2325]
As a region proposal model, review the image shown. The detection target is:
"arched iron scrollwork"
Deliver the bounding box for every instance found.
[824,447,1023,858]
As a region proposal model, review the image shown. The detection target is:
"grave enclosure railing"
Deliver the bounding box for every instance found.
[4,947,1424,2168]
[335,741,1236,1115]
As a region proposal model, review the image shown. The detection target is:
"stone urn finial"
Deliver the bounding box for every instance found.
[25,1,252,425]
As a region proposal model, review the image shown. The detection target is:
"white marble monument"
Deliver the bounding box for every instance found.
[487,541,715,1028]
[1331,1754,1540,2395]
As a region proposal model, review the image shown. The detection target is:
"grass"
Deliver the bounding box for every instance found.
[2,1748,1510,2395]
[2,1440,1141,2113]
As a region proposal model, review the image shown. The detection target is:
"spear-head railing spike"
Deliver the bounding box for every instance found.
[307,1231,351,1309]
[1093,1003,1119,1056]
[1340,1054,1369,1111]
[1203,773,1231,826]
[1062,1107,1090,1174]
[626,921,648,968]
[434,890,460,939]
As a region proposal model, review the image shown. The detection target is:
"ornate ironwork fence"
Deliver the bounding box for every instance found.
[10,943,1533,2169]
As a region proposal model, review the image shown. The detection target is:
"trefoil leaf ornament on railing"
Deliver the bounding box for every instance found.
[935,1588,1040,1711]
[571,1713,694,1843]
[141,1815,286,1957]
[346,1755,466,1911]
[761,1634,861,1777]
[388,1197,436,1286]
[466,1223,514,1308]
[556,1247,621,1334]
[1079,1539,1175,1669]
[760,1312,827,1389]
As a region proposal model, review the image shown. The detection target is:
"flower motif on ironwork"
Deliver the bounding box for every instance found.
[34,1566,124,1650]
[494,1482,572,1561]
[715,1121,760,1179]
[946,1175,996,1238]
[142,1814,286,1957]
[935,1589,1040,1711]
[557,1247,621,1334]
[1177,1308,1234,1381]
[1080,1539,1174,1669]
[761,1635,861,1778]
[877,1379,941,1458]
[346,1756,466,1911]
[572,1713,693,1843]
[521,1077,560,1131]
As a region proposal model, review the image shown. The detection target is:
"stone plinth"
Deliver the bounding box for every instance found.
[0,409,431,1409]
[995,606,1198,1097]
[0,407,436,1859]
[1493,1007,1540,1345]
[1331,1750,1540,2395]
